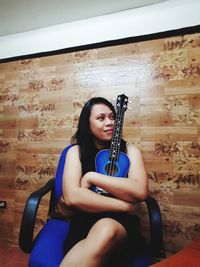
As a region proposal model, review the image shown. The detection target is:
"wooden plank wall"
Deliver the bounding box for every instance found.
[0,32,200,254]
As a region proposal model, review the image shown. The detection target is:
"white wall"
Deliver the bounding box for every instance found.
[0,0,199,60]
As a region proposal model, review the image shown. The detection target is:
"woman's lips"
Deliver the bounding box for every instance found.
[105,129,113,133]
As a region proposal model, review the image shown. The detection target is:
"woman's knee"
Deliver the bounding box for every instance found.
[87,218,127,255]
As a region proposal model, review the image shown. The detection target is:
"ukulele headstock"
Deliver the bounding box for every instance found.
[115,94,129,114]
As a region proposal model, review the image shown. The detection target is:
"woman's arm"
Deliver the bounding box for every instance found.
[62,145,135,214]
[81,144,148,202]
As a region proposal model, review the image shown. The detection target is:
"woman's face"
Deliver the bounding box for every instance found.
[89,103,115,146]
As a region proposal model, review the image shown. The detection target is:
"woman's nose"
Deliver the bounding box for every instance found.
[105,117,114,125]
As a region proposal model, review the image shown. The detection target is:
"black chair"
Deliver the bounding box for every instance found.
[19,145,165,267]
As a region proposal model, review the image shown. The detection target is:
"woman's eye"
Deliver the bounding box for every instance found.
[97,116,104,121]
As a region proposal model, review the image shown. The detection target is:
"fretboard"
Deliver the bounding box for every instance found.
[109,113,125,161]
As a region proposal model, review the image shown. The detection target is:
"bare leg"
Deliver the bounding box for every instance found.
[59,217,128,267]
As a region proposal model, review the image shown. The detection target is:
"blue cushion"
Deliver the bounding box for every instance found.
[123,249,152,267]
[29,219,70,267]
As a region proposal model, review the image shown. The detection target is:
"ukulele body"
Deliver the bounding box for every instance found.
[93,149,130,195]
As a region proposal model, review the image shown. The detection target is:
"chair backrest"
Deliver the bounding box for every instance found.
[54,144,74,201]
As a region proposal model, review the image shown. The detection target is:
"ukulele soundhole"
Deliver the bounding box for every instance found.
[105,163,118,176]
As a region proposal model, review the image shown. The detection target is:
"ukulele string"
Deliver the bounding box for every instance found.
[108,115,116,176]
[108,116,117,176]
[108,116,119,176]
[108,103,124,176]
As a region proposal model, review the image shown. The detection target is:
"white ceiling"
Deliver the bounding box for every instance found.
[0,0,166,36]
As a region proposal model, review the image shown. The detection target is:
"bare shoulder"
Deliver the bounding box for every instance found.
[64,145,82,177]
[126,143,146,174]
[63,145,82,192]
[126,143,142,155]
[68,144,79,153]
[66,145,80,160]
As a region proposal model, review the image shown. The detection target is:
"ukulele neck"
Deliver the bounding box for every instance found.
[109,113,125,161]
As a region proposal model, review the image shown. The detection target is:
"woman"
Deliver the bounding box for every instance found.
[60,97,148,267]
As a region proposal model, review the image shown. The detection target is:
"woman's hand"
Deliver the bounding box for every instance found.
[81,172,94,188]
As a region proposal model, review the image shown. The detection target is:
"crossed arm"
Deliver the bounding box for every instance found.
[62,144,148,214]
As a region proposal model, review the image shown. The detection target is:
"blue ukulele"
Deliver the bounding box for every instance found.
[94,94,130,195]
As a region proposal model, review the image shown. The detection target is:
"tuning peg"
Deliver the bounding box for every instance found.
[128,107,131,110]
[128,100,132,104]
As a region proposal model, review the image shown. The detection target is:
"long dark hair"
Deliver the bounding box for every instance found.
[71,97,126,174]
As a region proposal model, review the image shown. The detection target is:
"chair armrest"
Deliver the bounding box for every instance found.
[145,196,166,259]
[19,178,55,253]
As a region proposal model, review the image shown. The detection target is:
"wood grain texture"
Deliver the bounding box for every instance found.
[0,32,200,255]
